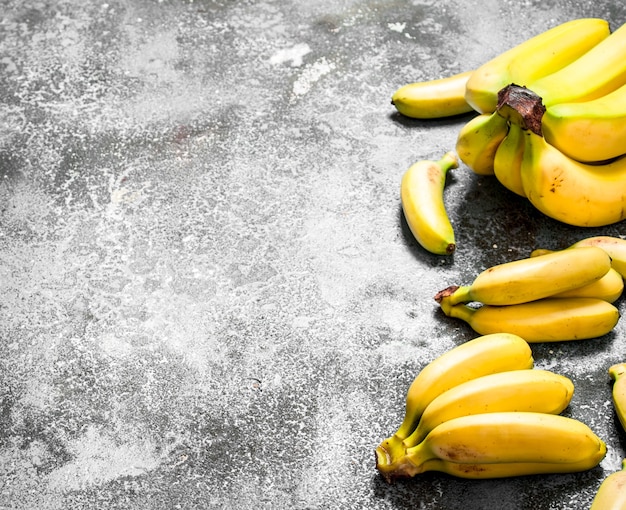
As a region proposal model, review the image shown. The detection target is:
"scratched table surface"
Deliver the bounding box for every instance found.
[2,1,626,509]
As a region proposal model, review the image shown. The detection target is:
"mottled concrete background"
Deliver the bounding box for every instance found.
[2,1,626,509]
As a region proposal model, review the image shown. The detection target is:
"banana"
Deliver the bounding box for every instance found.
[455,112,509,175]
[416,457,610,480]
[434,246,611,306]
[568,236,626,279]
[520,129,626,227]
[609,362,626,432]
[400,152,458,255]
[493,121,526,197]
[438,297,620,343]
[531,237,626,279]
[401,369,574,449]
[590,459,626,510]
[391,70,475,119]
[542,82,626,162]
[375,333,534,471]
[525,249,624,302]
[528,20,626,108]
[398,412,606,480]
[465,18,610,113]
[549,268,624,303]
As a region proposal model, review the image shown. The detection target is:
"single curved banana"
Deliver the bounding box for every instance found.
[400,152,458,255]
[609,362,626,432]
[401,369,574,449]
[526,249,624,302]
[568,236,626,279]
[520,129,626,227]
[529,20,626,108]
[391,70,475,119]
[399,412,606,479]
[591,459,626,510]
[542,82,626,162]
[493,122,526,197]
[434,246,611,306]
[375,333,534,472]
[465,18,610,113]
[439,297,620,342]
[455,112,509,175]
[417,456,609,480]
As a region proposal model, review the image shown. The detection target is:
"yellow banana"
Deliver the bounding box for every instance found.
[391,70,475,119]
[542,82,626,162]
[400,152,458,255]
[525,249,624,302]
[400,412,606,479]
[591,459,626,510]
[609,362,626,432]
[528,20,626,107]
[465,18,610,113]
[568,236,626,279]
[455,112,509,175]
[401,369,574,449]
[438,297,620,343]
[415,456,608,480]
[520,129,626,227]
[493,121,526,197]
[375,333,534,471]
[434,246,611,306]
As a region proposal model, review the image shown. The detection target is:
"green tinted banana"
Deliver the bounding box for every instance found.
[591,459,626,510]
[520,129,626,227]
[439,297,620,342]
[399,412,606,479]
[434,246,611,306]
[609,362,626,432]
[542,82,626,162]
[391,70,474,119]
[528,20,626,107]
[402,369,574,449]
[455,112,509,175]
[375,333,534,472]
[400,152,458,255]
[465,18,610,113]
[493,122,525,197]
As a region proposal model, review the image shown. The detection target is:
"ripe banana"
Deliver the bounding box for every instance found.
[493,122,525,197]
[528,20,626,108]
[434,246,611,306]
[542,82,626,162]
[465,18,610,113]
[590,459,626,510]
[609,362,626,432]
[375,333,534,472]
[417,457,610,480]
[401,369,574,449]
[525,249,624,302]
[439,297,620,342]
[455,112,509,175]
[568,236,626,279]
[391,70,475,119]
[399,412,606,479]
[400,152,458,255]
[520,129,626,227]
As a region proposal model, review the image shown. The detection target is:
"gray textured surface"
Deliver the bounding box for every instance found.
[2,1,626,509]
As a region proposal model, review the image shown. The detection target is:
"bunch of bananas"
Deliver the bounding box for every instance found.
[434,241,624,342]
[394,17,626,236]
[375,332,607,482]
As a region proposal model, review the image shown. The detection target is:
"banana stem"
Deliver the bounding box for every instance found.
[496,84,546,135]
[435,285,472,306]
[441,302,477,322]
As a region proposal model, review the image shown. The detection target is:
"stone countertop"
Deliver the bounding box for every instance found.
[1,1,626,508]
